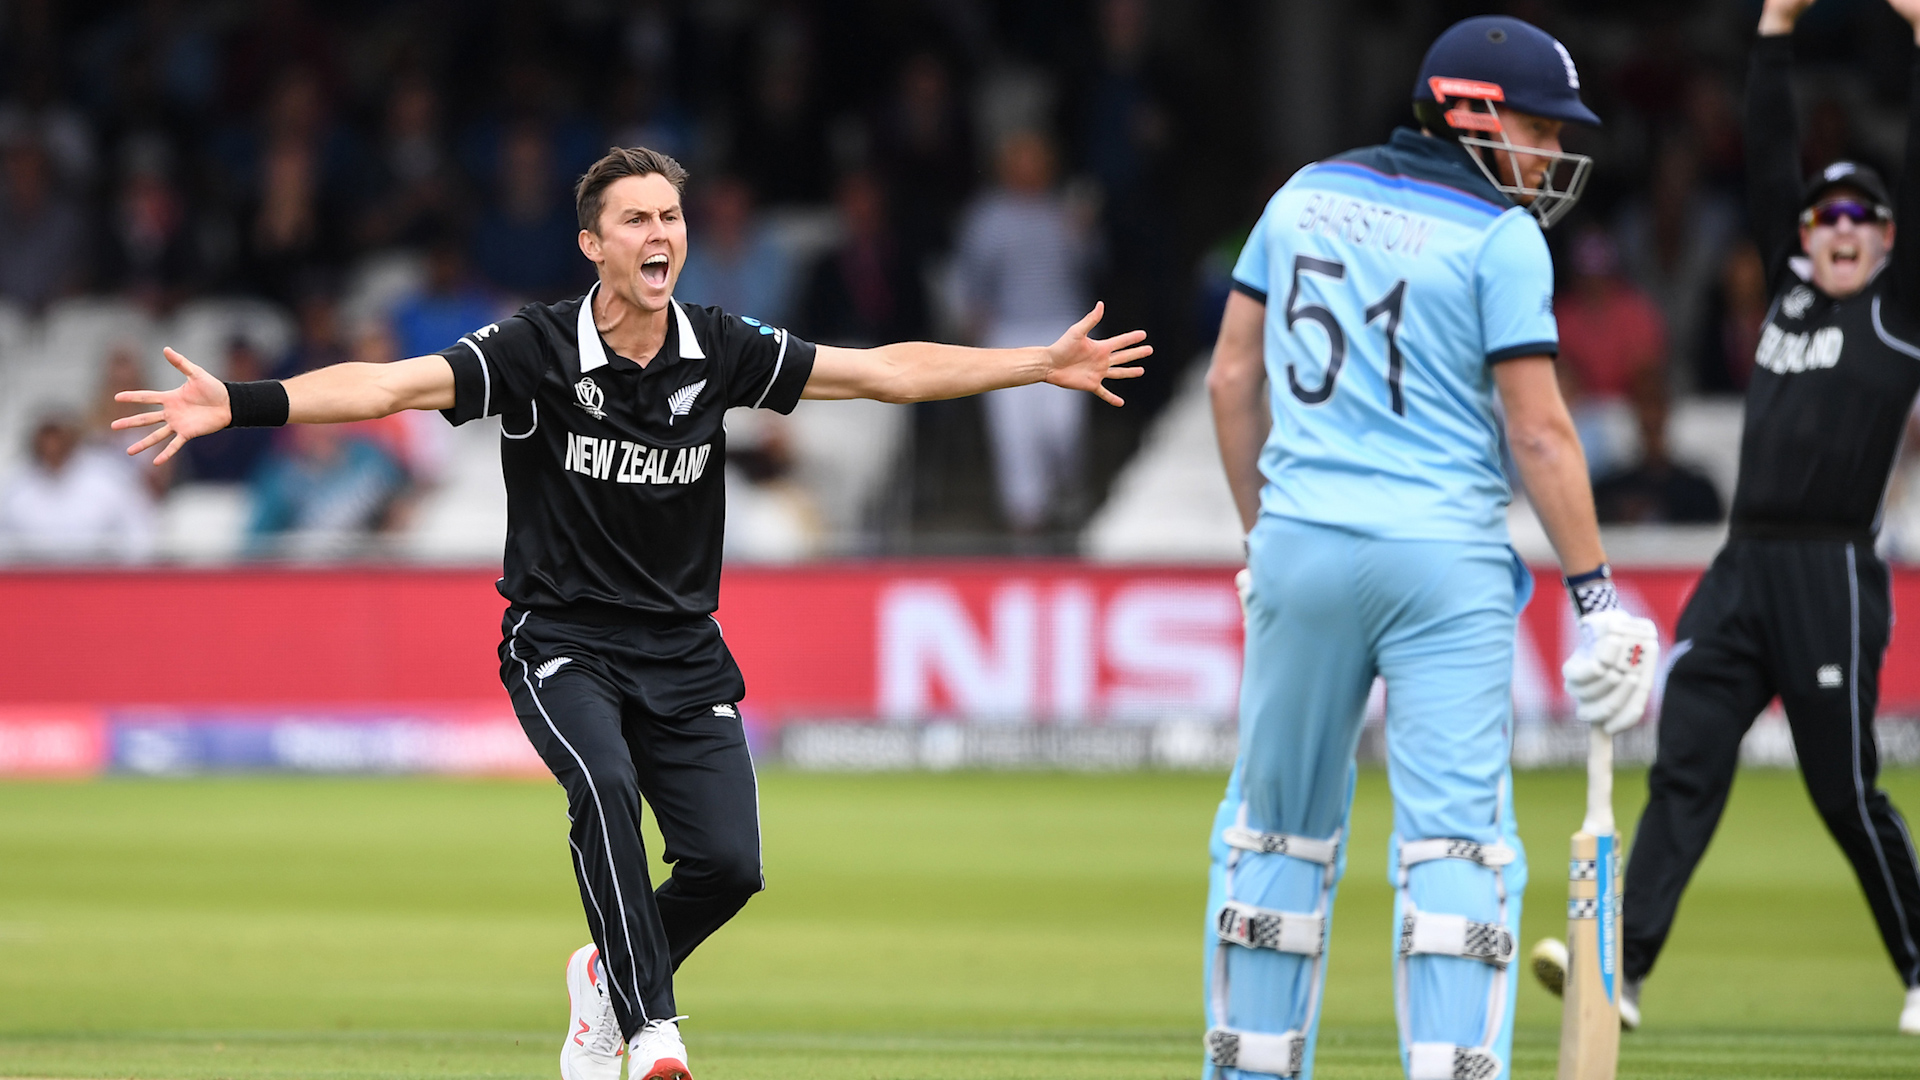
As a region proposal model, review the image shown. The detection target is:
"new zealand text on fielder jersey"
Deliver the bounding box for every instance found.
[1730,37,1920,539]
[437,285,817,620]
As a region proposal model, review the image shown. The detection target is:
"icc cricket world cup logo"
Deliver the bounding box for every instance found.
[574,377,606,420]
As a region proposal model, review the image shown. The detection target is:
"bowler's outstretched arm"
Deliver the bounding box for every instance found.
[801,301,1149,405]
[111,347,456,464]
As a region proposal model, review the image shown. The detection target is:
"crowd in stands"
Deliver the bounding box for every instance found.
[0,0,1914,562]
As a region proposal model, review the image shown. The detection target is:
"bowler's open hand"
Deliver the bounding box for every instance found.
[110,347,231,465]
[1045,302,1151,407]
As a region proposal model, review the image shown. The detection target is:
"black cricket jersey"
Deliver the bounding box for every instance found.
[1729,38,1920,541]
[438,284,817,621]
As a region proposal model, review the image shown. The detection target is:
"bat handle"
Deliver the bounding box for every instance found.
[1583,724,1615,836]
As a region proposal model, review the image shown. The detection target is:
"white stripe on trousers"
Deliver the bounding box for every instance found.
[1846,544,1920,984]
[509,611,650,1022]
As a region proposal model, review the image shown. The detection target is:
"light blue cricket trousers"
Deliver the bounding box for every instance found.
[1204,515,1532,1080]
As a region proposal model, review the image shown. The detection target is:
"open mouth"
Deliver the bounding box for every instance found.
[1831,243,1860,272]
[641,253,669,288]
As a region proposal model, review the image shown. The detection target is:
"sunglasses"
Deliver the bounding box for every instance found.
[1800,199,1893,228]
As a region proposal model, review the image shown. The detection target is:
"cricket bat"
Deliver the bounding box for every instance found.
[1557,725,1620,1080]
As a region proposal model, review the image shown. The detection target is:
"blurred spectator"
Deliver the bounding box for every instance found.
[0,138,87,307]
[606,65,693,165]
[1557,228,1668,400]
[461,60,604,196]
[0,412,155,562]
[220,0,340,117]
[357,73,462,250]
[1615,143,1739,385]
[734,14,827,205]
[674,176,794,324]
[0,62,95,188]
[1592,366,1723,525]
[956,130,1093,536]
[1695,240,1769,394]
[795,171,926,347]
[77,0,220,119]
[89,345,173,499]
[181,337,276,483]
[390,239,501,360]
[1083,0,1175,406]
[723,409,820,562]
[246,423,406,556]
[471,123,584,300]
[1683,73,1743,196]
[244,69,348,303]
[1880,408,1920,562]
[277,285,349,377]
[101,133,196,306]
[874,52,973,279]
[347,318,451,487]
[1556,227,1667,475]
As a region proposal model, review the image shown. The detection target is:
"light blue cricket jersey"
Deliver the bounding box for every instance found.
[1231,127,1559,545]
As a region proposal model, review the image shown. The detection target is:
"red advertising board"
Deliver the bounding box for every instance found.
[0,562,1915,724]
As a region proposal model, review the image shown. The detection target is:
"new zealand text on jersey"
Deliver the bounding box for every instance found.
[1295,192,1435,256]
[1755,322,1844,375]
[565,432,713,485]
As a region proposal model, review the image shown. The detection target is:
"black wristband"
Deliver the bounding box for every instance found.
[1564,563,1619,617]
[224,380,290,428]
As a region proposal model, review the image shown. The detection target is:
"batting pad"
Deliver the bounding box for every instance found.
[1206,805,1342,1080]
[1407,1041,1501,1080]
[1207,1026,1305,1077]
[1393,835,1522,1080]
[1217,900,1326,956]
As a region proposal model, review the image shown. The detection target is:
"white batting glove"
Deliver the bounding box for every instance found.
[1235,568,1252,620]
[1562,608,1660,734]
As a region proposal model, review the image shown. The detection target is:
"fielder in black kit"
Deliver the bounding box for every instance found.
[111,146,1152,1080]
[1618,0,1920,1035]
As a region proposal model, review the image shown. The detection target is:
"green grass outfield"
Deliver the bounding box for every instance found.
[0,766,1916,1079]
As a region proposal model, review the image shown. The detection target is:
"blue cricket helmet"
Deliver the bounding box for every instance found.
[1413,15,1599,128]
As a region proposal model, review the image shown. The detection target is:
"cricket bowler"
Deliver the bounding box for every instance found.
[111,147,1149,1080]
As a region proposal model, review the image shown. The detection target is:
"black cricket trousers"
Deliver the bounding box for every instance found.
[1623,538,1920,988]
[501,607,763,1039]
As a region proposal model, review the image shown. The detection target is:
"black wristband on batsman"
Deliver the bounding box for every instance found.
[224,380,290,428]
[1564,563,1619,617]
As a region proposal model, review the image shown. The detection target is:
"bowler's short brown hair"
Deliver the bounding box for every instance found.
[574,147,689,233]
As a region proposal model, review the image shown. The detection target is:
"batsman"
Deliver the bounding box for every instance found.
[1204,16,1657,1080]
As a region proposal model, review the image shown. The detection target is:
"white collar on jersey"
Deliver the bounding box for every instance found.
[576,282,705,372]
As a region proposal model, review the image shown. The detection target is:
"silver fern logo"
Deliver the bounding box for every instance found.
[1783,286,1815,320]
[534,657,573,683]
[712,703,737,718]
[668,379,707,424]
[574,377,605,419]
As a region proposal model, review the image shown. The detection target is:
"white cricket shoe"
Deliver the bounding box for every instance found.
[1900,986,1920,1034]
[560,943,625,1080]
[1529,938,1568,998]
[629,1015,692,1080]
[1619,977,1642,1031]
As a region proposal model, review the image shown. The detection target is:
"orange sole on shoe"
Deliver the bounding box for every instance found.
[635,1057,690,1080]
